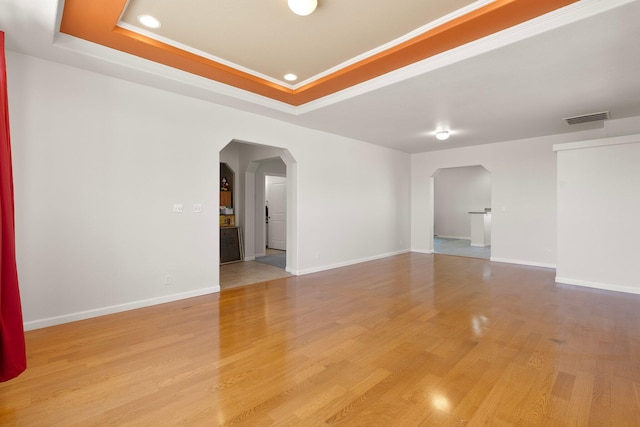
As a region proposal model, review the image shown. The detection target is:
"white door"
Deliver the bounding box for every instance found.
[266,176,286,250]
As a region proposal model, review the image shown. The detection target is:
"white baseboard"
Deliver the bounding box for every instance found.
[284,266,299,275]
[291,249,410,276]
[244,256,256,261]
[490,257,556,269]
[435,235,470,240]
[23,286,220,331]
[555,276,640,295]
[411,248,434,254]
[470,243,489,248]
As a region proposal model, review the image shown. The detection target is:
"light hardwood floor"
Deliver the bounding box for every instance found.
[2,253,640,425]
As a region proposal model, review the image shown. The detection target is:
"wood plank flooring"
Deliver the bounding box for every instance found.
[2,253,640,425]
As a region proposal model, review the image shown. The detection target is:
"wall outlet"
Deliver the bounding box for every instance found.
[173,204,183,213]
[164,275,172,285]
[193,203,202,213]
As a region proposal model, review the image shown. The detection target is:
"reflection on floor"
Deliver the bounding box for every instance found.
[434,236,490,259]
[220,249,290,290]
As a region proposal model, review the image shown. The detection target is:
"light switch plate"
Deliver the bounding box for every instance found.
[193,203,202,213]
[173,203,183,213]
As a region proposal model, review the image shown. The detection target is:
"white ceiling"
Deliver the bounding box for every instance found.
[1,0,640,153]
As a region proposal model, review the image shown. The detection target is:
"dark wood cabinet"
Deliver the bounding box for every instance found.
[220,227,241,264]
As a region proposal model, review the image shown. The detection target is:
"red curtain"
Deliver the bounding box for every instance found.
[0,31,26,382]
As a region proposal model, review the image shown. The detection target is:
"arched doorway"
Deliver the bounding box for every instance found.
[218,140,298,289]
[432,165,491,259]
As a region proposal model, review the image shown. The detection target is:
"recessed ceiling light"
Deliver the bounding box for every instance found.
[284,73,298,82]
[435,130,450,141]
[137,15,161,29]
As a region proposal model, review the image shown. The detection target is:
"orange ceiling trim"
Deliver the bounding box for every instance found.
[60,0,577,106]
[294,0,578,104]
[59,0,292,102]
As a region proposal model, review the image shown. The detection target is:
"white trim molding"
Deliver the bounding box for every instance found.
[24,286,220,331]
[411,248,434,255]
[555,276,640,296]
[553,133,640,152]
[490,257,556,269]
[291,250,411,276]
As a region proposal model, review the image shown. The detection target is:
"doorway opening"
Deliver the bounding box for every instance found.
[218,140,297,290]
[254,173,287,270]
[432,165,491,259]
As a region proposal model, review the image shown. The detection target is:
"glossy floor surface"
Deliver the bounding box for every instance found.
[2,253,640,425]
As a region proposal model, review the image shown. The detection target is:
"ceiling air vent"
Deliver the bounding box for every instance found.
[564,111,610,125]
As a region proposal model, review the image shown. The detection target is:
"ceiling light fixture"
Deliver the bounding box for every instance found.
[288,0,318,16]
[284,73,298,82]
[435,130,450,141]
[137,15,161,29]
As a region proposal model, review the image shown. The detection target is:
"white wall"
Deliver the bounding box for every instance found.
[12,49,640,329]
[555,135,640,294]
[412,117,640,269]
[434,165,491,239]
[413,135,566,267]
[237,144,289,260]
[256,158,286,256]
[8,52,411,329]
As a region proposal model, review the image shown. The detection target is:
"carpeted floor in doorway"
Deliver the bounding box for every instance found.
[255,253,286,269]
[434,237,490,259]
